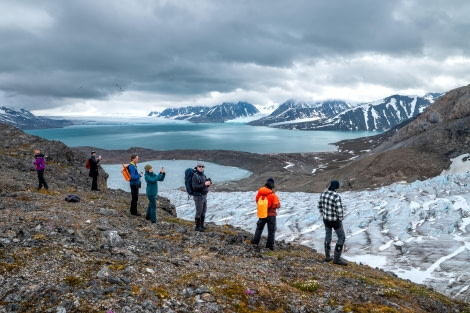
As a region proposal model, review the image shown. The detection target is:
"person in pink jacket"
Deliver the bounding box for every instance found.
[32,150,48,190]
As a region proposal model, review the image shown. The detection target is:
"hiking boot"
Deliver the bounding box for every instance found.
[131,212,141,216]
[333,244,347,265]
[194,218,204,232]
[200,216,208,230]
[324,242,331,263]
[333,258,348,266]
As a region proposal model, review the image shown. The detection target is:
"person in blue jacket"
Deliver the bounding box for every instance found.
[128,154,143,216]
[144,164,165,223]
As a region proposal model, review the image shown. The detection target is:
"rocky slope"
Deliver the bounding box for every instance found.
[1,125,470,312]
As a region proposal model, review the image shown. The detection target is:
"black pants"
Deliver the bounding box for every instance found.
[91,173,98,190]
[130,184,139,214]
[251,216,276,250]
[37,169,48,189]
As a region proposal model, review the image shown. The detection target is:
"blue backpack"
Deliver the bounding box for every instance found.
[184,168,197,195]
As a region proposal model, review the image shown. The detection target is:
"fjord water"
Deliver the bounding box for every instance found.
[26,120,377,153]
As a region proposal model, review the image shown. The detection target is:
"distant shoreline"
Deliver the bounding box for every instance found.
[72,134,376,193]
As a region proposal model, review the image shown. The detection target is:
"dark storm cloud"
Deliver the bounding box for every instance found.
[1,0,470,113]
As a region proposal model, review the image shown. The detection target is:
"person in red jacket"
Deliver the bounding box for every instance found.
[250,178,281,250]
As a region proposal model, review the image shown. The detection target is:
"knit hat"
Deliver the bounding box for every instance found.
[91,150,96,154]
[266,178,275,186]
[197,161,205,167]
[328,180,340,191]
[144,164,152,172]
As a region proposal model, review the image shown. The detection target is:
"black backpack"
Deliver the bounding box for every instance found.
[184,168,196,195]
[65,194,80,202]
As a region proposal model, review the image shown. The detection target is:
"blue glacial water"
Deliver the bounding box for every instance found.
[102,160,252,192]
[26,119,378,154]
[26,119,379,189]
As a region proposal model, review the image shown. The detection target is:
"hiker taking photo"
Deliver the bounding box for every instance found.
[144,164,165,224]
[88,150,101,191]
[192,162,211,232]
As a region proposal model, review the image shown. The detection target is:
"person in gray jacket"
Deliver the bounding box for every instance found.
[191,162,212,232]
[318,180,347,266]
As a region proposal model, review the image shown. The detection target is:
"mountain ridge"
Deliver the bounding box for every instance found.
[268,94,441,131]
[149,101,259,123]
[0,106,72,130]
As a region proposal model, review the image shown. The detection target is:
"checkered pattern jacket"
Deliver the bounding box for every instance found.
[318,190,345,222]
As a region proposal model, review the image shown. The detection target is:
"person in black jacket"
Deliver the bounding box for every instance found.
[88,150,101,191]
[191,162,212,232]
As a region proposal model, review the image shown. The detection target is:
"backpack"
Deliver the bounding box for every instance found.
[184,168,197,195]
[85,158,91,169]
[257,195,270,218]
[65,194,80,202]
[122,164,131,182]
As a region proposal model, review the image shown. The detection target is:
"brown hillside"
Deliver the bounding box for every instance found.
[1,123,470,312]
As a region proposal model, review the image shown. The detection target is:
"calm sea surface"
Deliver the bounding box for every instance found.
[26,120,378,154]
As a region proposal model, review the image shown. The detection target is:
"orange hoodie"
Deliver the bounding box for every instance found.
[255,186,281,217]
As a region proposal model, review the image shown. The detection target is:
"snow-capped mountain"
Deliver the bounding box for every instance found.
[150,102,259,123]
[248,99,352,126]
[0,106,71,129]
[274,93,442,131]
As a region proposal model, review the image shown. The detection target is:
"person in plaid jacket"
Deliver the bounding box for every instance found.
[318,180,347,266]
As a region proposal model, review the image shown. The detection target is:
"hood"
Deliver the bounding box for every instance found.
[258,186,274,196]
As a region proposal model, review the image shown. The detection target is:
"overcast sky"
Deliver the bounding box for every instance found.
[1,1,470,116]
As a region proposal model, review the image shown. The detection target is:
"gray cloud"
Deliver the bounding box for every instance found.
[1,0,470,115]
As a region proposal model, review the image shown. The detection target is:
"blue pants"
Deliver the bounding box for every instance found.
[146,194,157,223]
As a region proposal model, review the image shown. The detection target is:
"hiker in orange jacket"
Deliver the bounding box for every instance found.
[250,178,281,250]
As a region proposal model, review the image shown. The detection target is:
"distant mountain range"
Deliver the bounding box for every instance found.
[0,106,72,129]
[247,99,352,127]
[271,93,442,131]
[1,92,443,131]
[151,93,442,131]
[149,101,259,123]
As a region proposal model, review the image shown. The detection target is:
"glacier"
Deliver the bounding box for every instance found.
[105,154,470,301]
